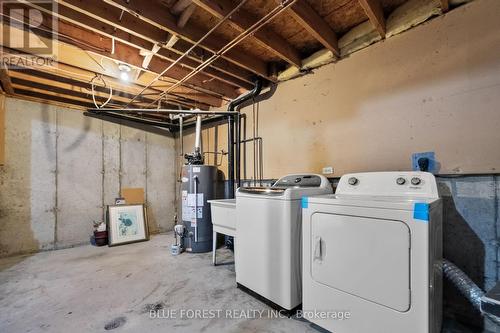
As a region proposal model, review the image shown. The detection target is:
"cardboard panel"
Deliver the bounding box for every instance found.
[121,187,145,204]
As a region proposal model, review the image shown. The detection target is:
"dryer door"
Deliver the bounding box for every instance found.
[311,213,411,312]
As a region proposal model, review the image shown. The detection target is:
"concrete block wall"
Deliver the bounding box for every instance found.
[438,176,500,330]
[0,97,177,257]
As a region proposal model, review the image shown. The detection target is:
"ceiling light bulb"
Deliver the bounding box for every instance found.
[120,71,129,81]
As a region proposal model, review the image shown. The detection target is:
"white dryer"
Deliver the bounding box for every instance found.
[236,174,333,311]
[302,172,442,333]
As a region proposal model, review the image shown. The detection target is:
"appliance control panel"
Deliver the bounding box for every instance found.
[273,174,325,188]
[338,172,438,198]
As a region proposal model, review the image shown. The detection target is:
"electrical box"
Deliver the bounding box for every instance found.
[412,152,437,173]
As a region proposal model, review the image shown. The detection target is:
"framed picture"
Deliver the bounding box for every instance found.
[107,204,149,246]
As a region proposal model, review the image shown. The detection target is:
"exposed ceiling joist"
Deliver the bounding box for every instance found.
[102,0,271,79]
[284,1,340,57]
[358,0,386,38]
[192,0,302,67]
[177,3,196,28]
[14,86,104,109]
[2,47,221,108]
[57,0,255,88]
[441,0,449,12]
[171,0,194,15]
[0,64,14,95]
[12,79,128,108]
[27,9,238,100]
[5,8,237,102]
[9,68,206,109]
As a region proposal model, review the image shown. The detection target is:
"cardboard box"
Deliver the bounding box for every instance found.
[121,188,145,205]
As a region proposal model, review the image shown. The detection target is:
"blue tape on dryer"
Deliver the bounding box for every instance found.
[413,203,430,222]
[301,197,309,209]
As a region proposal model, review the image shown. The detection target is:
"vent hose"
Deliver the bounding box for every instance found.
[443,259,500,326]
[443,259,484,310]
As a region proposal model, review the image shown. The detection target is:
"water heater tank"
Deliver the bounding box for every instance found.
[181,165,219,253]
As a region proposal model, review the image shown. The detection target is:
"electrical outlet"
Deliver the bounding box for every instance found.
[322,166,334,175]
[412,152,436,173]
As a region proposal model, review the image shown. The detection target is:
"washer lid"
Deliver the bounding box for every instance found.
[237,187,286,196]
[310,212,411,312]
[307,194,440,211]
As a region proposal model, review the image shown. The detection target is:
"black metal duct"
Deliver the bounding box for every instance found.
[227,79,263,197]
[84,111,177,136]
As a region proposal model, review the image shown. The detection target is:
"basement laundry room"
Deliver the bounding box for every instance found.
[0,0,499,332]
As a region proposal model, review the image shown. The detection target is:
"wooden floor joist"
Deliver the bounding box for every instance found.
[0,64,14,95]
[0,9,235,104]
[101,0,271,79]
[285,1,340,57]
[358,0,386,38]
[56,0,255,89]
[192,0,302,67]
[441,0,449,12]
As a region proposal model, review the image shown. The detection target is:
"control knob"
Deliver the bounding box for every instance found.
[348,177,359,186]
[411,177,422,186]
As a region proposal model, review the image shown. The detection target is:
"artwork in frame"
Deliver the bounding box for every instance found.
[107,204,149,246]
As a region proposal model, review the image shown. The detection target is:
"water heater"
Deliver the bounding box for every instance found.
[180,164,218,253]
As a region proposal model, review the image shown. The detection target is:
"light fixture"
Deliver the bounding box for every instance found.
[118,63,131,81]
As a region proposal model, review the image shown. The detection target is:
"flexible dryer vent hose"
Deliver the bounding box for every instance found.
[443,259,500,326]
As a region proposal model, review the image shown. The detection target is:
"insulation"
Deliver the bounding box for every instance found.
[339,21,382,57]
[277,0,456,81]
[386,0,442,38]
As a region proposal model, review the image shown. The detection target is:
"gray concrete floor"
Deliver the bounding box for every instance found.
[0,233,488,333]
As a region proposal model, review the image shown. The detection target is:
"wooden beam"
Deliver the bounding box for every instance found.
[49,21,239,100]
[102,0,271,79]
[55,1,255,88]
[1,8,236,102]
[9,68,211,110]
[14,86,99,109]
[1,47,222,108]
[284,1,339,57]
[358,0,386,37]
[192,0,302,67]
[0,64,14,95]
[440,0,449,12]
[171,0,193,15]
[177,3,196,28]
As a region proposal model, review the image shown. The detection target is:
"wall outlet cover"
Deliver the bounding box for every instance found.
[412,152,437,173]
[322,166,334,175]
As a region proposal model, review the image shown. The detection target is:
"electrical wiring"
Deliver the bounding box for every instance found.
[90,74,113,109]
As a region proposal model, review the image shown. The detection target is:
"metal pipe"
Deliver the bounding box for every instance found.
[227,79,263,190]
[125,0,250,107]
[179,116,184,180]
[227,116,235,198]
[84,112,173,136]
[145,0,296,108]
[194,115,202,153]
[87,108,239,116]
[193,175,198,243]
[240,137,264,186]
[85,111,176,128]
[179,116,184,157]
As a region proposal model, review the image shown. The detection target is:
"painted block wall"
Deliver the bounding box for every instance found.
[0,98,177,257]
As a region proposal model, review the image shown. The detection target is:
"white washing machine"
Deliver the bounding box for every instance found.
[236,174,333,310]
[302,172,442,333]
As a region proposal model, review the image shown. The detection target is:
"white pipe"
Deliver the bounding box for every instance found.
[194,115,202,152]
